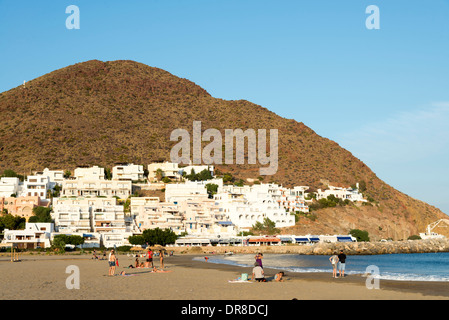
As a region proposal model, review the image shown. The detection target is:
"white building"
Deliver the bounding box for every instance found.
[52,197,133,248]
[35,168,64,188]
[0,177,20,198]
[74,166,105,180]
[316,185,366,202]
[101,231,133,248]
[2,223,54,249]
[21,175,50,200]
[216,183,296,231]
[147,162,181,182]
[130,197,184,235]
[179,199,236,237]
[112,163,144,181]
[61,179,132,199]
[276,186,310,213]
[165,179,223,204]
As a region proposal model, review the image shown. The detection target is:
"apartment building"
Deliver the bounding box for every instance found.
[165,179,223,204]
[73,166,105,180]
[216,184,296,231]
[112,163,144,181]
[52,196,132,248]
[130,197,184,235]
[147,162,181,182]
[178,199,236,237]
[61,179,132,199]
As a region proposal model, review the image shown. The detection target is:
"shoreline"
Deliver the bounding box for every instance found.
[1,252,448,300]
[169,254,449,299]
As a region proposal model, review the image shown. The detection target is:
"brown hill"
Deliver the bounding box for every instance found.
[0,59,447,239]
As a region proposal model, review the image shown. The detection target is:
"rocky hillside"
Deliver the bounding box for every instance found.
[0,59,447,239]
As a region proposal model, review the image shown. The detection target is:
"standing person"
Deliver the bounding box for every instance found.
[329,252,339,278]
[147,248,154,268]
[337,250,347,278]
[159,250,165,269]
[108,249,117,276]
[255,253,263,268]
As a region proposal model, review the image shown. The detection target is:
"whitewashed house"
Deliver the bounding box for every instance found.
[164,181,209,204]
[61,179,132,199]
[112,163,144,181]
[316,185,366,202]
[35,168,64,188]
[147,162,182,182]
[21,175,50,200]
[0,177,20,198]
[74,166,105,180]
[2,223,54,249]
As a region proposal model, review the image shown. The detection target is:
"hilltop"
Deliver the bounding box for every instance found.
[0,59,447,239]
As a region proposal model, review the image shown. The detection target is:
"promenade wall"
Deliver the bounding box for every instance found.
[170,238,449,255]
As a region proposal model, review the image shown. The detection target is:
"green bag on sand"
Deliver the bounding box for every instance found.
[241,273,248,281]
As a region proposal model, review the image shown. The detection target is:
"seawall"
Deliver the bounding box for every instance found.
[170,238,449,255]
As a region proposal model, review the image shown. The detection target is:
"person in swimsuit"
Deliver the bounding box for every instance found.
[108,249,117,276]
[329,252,339,278]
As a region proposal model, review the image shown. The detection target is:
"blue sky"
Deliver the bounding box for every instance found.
[1,0,449,215]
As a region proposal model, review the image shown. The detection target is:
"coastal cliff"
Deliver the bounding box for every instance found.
[172,239,449,256]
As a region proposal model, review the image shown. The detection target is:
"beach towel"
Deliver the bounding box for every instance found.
[228,280,252,283]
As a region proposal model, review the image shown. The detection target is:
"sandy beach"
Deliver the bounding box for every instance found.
[1,252,448,301]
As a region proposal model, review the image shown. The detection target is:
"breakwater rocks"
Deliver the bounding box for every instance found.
[172,238,449,255]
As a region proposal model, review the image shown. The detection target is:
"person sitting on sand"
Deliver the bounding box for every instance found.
[252,262,266,282]
[274,272,285,282]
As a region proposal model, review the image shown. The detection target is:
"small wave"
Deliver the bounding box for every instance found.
[194,257,449,282]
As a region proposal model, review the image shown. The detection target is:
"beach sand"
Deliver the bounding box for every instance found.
[0,253,448,300]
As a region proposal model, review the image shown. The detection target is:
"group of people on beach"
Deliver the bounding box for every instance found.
[107,248,167,276]
[329,250,347,278]
[249,250,348,281]
[251,252,284,282]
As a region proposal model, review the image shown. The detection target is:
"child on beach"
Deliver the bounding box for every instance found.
[255,253,263,268]
[274,272,285,282]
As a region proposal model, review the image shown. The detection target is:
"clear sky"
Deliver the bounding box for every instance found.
[1,0,449,215]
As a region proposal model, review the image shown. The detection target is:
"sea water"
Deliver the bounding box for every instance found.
[194,252,449,282]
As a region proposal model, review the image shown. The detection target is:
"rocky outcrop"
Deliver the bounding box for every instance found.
[171,239,449,255]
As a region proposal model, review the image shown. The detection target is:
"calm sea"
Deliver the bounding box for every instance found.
[194,252,449,282]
